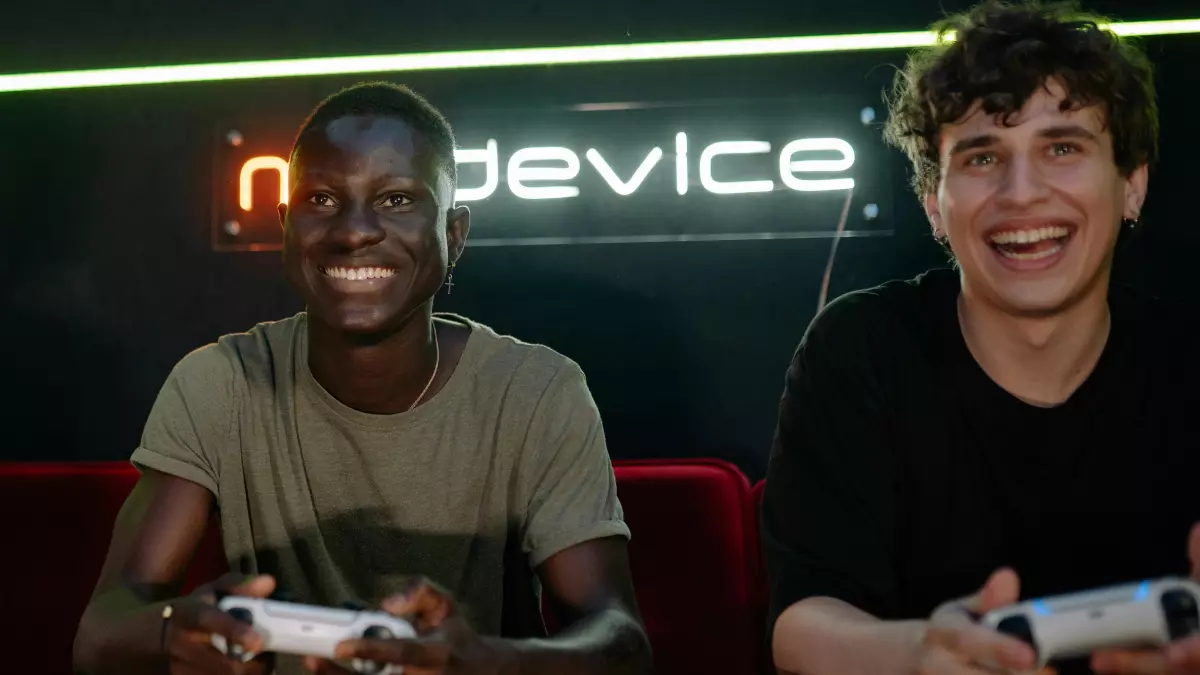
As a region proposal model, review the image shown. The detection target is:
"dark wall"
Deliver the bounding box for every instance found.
[2,1,1198,480]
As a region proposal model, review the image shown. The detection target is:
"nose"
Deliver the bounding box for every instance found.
[327,203,385,250]
[995,154,1051,209]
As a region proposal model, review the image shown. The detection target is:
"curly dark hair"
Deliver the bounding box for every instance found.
[883,0,1159,197]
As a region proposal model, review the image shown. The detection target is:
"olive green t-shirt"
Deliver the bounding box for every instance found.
[131,312,629,654]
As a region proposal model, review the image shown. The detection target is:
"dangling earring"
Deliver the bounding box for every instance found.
[446,259,457,295]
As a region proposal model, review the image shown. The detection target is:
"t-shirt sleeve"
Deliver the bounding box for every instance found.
[762,293,902,639]
[519,359,630,568]
[130,343,239,497]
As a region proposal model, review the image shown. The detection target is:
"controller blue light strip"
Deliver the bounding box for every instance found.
[1030,580,1151,616]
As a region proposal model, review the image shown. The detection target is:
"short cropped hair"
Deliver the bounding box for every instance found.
[883,0,1159,197]
[292,81,458,188]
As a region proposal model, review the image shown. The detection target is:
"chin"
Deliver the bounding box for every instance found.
[313,296,434,338]
[979,273,1096,317]
[309,303,394,335]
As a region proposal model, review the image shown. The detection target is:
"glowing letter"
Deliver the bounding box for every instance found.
[699,141,773,194]
[507,147,580,199]
[585,147,663,196]
[779,138,856,191]
[675,132,688,195]
[454,139,499,202]
[239,156,289,210]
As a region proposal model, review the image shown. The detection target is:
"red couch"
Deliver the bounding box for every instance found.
[0,459,769,675]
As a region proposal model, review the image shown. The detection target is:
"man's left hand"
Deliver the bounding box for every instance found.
[303,577,518,675]
[1092,523,1200,675]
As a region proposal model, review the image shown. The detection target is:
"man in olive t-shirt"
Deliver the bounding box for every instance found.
[73,82,651,675]
[132,311,629,636]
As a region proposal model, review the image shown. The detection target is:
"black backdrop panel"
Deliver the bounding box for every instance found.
[0,19,1196,479]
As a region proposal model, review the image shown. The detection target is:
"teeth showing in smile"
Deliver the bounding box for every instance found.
[320,266,396,280]
[989,225,1070,245]
[989,225,1071,261]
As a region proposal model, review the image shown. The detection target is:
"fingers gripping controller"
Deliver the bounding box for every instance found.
[211,607,256,662]
[210,596,416,674]
[982,578,1200,666]
[354,625,398,675]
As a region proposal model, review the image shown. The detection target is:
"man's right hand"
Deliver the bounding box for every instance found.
[916,568,1049,675]
[162,573,277,674]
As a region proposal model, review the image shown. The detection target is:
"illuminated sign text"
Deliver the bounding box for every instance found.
[236,133,855,209]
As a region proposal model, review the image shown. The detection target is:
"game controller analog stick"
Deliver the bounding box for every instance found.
[1161,588,1200,640]
[363,625,395,639]
[352,625,400,675]
[213,607,256,660]
[994,615,1038,656]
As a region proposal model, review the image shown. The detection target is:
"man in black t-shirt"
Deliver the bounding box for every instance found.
[763,3,1200,675]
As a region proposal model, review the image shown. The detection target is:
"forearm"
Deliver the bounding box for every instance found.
[501,606,652,675]
[74,586,174,675]
[772,597,925,675]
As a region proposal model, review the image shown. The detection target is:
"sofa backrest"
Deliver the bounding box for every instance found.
[0,460,768,675]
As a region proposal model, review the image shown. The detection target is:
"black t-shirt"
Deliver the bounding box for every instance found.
[763,267,1200,674]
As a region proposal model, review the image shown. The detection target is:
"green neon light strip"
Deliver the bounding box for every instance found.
[1,19,1197,94]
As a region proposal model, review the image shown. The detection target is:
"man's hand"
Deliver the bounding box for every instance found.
[303,578,517,675]
[163,572,278,675]
[1092,523,1200,675]
[915,568,1047,675]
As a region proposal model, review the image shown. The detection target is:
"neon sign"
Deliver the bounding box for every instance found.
[212,96,894,251]
[235,133,855,209]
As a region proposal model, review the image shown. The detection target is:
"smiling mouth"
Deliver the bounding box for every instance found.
[987,225,1072,261]
[319,266,397,280]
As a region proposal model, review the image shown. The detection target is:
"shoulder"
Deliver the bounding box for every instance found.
[801,268,956,356]
[1110,283,1196,366]
[451,314,586,394]
[1111,283,1188,334]
[171,313,305,392]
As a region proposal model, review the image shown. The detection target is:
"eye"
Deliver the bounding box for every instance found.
[966,152,996,167]
[308,193,338,208]
[1050,142,1080,156]
[380,193,414,208]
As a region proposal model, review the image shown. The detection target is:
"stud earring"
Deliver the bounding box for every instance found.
[1123,217,1139,229]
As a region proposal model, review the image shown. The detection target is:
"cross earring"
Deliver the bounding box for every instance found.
[446,260,457,295]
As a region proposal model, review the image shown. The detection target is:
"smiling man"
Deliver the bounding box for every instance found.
[73,82,651,675]
[763,3,1200,675]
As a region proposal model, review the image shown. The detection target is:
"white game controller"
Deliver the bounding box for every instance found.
[982,577,1200,666]
[211,596,416,675]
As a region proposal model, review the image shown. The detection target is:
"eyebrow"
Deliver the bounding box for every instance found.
[1038,124,1098,141]
[947,124,1099,158]
[947,134,999,158]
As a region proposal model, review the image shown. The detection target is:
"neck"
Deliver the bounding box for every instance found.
[957,276,1111,407]
[306,306,439,414]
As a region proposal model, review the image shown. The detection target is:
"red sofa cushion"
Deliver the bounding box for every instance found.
[613,459,759,675]
[0,462,226,675]
[0,459,762,675]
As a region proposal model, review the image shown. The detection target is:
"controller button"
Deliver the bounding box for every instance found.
[228,608,254,625]
[355,662,389,675]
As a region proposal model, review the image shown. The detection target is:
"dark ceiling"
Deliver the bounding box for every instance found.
[3,0,1197,73]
